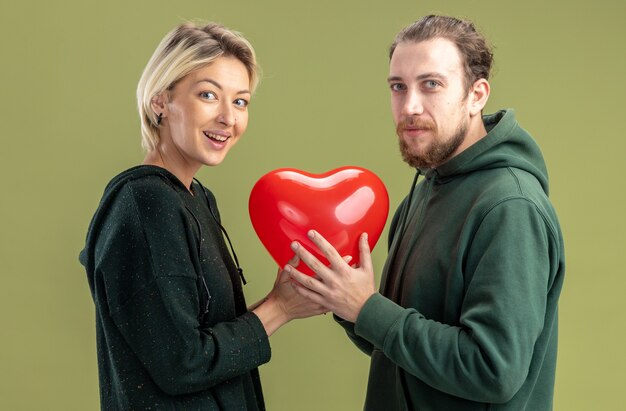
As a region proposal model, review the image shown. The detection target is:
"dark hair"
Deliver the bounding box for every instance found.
[389,15,494,89]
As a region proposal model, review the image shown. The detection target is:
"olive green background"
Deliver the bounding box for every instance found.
[1,0,624,409]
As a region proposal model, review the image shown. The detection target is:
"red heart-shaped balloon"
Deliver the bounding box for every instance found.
[249,167,389,276]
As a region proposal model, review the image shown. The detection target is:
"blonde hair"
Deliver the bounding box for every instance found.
[137,22,260,151]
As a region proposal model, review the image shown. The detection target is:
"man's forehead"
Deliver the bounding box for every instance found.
[389,39,463,76]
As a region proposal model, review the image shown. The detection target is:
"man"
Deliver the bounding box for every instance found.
[286,15,565,410]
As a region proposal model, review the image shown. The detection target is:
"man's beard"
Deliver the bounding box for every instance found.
[397,116,468,169]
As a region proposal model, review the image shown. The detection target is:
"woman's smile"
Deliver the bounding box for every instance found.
[203,130,230,143]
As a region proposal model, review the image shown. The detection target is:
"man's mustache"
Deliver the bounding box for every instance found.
[396,116,435,134]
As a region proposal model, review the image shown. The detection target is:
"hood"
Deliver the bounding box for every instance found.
[79,165,186,285]
[432,109,549,195]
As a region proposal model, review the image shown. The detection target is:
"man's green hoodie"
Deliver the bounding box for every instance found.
[337,110,565,410]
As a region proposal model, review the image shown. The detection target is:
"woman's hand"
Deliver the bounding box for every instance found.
[252,256,328,336]
[271,257,329,320]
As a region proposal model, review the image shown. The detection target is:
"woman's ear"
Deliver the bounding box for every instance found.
[150,93,168,121]
[469,78,490,116]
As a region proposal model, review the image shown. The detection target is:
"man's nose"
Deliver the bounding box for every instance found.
[402,91,424,117]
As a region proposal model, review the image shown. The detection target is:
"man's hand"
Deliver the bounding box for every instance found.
[286,230,376,323]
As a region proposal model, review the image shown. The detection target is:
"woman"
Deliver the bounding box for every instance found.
[79,22,325,410]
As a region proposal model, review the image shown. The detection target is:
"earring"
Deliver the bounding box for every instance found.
[156,113,163,126]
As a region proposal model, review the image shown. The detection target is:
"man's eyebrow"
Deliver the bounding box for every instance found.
[387,76,403,83]
[416,72,448,82]
[196,78,250,94]
[387,72,449,82]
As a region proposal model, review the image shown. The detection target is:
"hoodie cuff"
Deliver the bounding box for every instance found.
[354,293,406,349]
[241,312,272,365]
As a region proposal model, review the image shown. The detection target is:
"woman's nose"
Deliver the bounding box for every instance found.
[217,102,235,126]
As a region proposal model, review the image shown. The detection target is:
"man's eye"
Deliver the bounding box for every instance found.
[234,98,249,108]
[425,80,439,89]
[390,83,406,92]
[200,91,217,100]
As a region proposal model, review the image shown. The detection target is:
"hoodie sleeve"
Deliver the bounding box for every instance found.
[353,197,556,403]
[94,183,270,396]
[333,195,411,357]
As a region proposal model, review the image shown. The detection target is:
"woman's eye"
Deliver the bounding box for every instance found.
[200,91,217,100]
[234,98,249,108]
